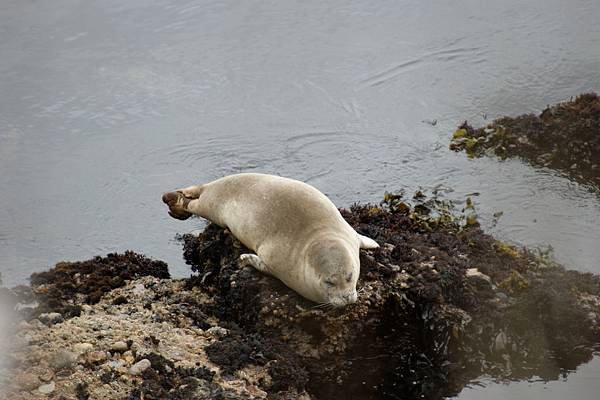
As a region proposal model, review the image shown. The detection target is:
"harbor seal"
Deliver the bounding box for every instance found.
[162,173,379,307]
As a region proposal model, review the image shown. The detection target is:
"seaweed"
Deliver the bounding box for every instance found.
[23,251,169,321]
[450,93,600,187]
[179,193,600,399]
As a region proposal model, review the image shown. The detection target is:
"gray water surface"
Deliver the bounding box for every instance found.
[1,0,599,397]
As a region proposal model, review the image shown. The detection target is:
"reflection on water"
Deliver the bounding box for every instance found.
[0,0,599,398]
[455,356,600,400]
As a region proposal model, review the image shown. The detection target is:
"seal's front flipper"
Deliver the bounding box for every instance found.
[239,254,271,275]
[358,234,379,249]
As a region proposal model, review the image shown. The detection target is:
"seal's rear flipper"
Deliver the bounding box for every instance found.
[358,234,379,249]
[177,185,203,199]
[162,191,193,220]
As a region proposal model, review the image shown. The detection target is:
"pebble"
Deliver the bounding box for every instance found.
[37,381,56,394]
[588,312,597,323]
[129,359,151,375]
[132,283,146,294]
[50,349,77,370]
[466,268,492,284]
[106,359,126,369]
[494,331,508,352]
[495,292,509,302]
[382,243,395,252]
[38,369,54,382]
[73,342,94,354]
[111,341,129,352]
[15,372,40,391]
[123,351,136,364]
[38,312,63,325]
[206,326,228,338]
[86,350,108,364]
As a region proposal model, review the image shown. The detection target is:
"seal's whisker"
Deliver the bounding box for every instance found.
[311,302,335,311]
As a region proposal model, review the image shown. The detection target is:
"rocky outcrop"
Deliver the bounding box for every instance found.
[1,194,599,399]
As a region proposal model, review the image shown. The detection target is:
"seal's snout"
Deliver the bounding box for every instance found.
[329,291,358,308]
[344,292,358,304]
[162,191,193,220]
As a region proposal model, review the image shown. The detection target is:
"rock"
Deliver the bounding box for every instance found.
[37,381,56,394]
[466,268,492,284]
[106,359,126,369]
[38,369,54,382]
[123,351,135,364]
[111,341,129,352]
[17,320,33,331]
[382,243,395,252]
[129,358,151,376]
[86,350,108,364]
[495,292,509,302]
[15,372,40,391]
[50,349,77,370]
[587,312,597,323]
[28,319,45,329]
[206,326,228,338]
[132,283,146,294]
[73,342,94,354]
[494,331,508,352]
[38,312,63,325]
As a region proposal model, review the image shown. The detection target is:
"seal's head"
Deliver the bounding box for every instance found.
[305,237,360,307]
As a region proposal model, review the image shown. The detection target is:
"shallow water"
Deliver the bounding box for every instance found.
[1,0,599,397]
[454,355,600,400]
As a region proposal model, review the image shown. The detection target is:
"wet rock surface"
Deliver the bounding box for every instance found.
[450,93,600,187]
[1,195,599,399]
